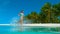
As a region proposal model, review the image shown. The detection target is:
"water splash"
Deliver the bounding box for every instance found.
[9,16,33,32]
[9,16,20,32]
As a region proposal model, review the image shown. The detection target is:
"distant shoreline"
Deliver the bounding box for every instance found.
[0,24,60,27]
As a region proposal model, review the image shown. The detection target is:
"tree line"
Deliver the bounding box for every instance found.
[25,2,60,23]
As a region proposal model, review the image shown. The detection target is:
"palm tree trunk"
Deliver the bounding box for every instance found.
[47,9,50,23]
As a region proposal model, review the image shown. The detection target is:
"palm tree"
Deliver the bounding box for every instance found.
[41,2,51,23]
[41,2,60,23]
[52,3,60,23]
[25,2,60,23]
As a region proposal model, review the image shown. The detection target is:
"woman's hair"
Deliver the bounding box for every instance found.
[20,10,24,13]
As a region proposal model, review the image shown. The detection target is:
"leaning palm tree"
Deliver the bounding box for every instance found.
[41,2,51,23]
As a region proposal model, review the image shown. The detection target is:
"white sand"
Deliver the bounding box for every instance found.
[0,24,60,27]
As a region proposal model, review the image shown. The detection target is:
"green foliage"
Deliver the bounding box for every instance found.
[25,2,60,23]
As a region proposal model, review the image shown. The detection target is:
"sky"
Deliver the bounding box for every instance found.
[0,0,60,24]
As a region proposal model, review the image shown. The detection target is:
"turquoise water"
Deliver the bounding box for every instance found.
[0,26,60,34]
[0,32,60,34]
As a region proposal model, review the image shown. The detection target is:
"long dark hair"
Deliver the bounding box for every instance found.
[20,10,24,13]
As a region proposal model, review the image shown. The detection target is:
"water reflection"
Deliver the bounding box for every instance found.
[0,25,60,32]
[10,25,60,32]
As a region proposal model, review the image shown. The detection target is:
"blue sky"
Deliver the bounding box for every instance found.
[0,0,60,24]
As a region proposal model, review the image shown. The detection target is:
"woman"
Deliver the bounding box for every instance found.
[18,10,24,31]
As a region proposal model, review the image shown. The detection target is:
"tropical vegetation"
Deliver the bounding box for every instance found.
[25,2,60,23]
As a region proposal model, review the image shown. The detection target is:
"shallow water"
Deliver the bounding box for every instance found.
[0,26,60,34]
[0,31,60,34]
